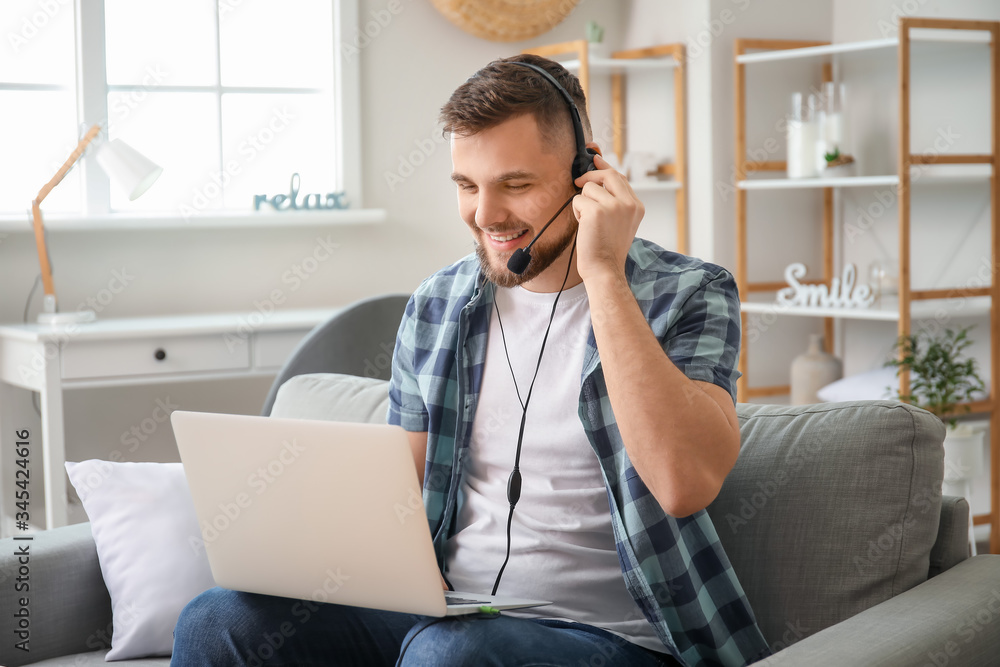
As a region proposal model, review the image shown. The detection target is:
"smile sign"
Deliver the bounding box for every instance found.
[776,263,875,309]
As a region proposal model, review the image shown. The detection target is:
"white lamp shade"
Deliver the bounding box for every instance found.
[94,139,163,201]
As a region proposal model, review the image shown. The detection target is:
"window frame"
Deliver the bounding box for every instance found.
[74,0,363,217]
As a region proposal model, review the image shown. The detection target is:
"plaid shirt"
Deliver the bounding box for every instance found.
[388,238,770,666]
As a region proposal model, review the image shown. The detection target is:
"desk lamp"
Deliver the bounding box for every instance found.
[32,123,162,325]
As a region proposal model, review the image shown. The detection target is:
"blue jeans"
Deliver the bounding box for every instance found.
[172,587,678,666]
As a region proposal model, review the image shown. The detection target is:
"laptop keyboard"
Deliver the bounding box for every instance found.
[445,594,490,605]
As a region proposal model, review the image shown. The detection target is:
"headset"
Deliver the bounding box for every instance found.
[504,60,598,275]
[480,60,594,597]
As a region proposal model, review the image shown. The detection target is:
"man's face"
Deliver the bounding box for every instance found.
[450,113,579,292]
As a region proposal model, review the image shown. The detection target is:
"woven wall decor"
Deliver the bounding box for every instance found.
[429,0,581,42]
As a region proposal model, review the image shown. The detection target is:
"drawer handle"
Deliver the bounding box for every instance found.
[154,349,167,361]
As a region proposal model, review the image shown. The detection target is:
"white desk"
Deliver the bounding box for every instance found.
[0,308,338,536]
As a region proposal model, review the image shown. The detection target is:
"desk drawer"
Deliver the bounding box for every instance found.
[61,334,250,380]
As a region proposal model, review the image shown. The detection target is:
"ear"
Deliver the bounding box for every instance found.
[585,142,603,156]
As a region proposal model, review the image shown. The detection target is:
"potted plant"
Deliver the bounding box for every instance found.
[585,20,606,59]
[886,325,987,507]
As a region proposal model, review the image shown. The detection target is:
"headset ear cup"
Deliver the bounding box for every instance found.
[573,149,598,180]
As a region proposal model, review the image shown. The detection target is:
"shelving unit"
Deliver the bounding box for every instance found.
[734,18,999,551]
[522,40,688,254]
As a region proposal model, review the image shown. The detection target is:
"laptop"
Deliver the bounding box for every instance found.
[170,410,550,617]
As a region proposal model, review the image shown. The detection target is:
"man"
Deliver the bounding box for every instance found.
[172,55,769,666]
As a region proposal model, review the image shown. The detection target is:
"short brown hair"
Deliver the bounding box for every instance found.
[439,54,591,155]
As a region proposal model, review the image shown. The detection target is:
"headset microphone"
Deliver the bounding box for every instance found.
[506,192,578,274]
[504,61,598,275]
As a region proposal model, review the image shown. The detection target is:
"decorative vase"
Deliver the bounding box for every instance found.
[790,334,843,405]
[588,41,609,60]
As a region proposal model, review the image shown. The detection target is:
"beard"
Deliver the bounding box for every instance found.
[474,215,579,288]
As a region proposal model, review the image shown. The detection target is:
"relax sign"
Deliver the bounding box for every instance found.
[254,173,348,211]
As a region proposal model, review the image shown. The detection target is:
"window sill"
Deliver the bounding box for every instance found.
[0,208,387,232]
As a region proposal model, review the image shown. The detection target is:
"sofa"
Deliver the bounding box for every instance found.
[2,373,998,666]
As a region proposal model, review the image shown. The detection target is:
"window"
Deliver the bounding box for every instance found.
[0,0,360,218]
[0,0,80,214]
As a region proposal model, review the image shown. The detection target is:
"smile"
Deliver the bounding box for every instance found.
[488,229,528,243]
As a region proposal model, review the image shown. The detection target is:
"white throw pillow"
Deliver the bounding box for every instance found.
[65,461,215,660]
[816,367,898,402]
[818,367,991,403]
[270,373,390,423]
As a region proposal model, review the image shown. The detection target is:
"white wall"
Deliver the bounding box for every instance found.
[0,0,630,522]
[3,0,997,524]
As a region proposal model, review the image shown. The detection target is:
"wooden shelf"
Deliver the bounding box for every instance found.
[734,18,1000,553]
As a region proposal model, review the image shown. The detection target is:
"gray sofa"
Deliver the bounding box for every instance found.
[2,375,998,666]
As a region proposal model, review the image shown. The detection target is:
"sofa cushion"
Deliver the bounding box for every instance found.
[25,651,169,666]
[270,378,950,653]
[270,373,391,423]
[63,461,215,661]
[708,400,946,650]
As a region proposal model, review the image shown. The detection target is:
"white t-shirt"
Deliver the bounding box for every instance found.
[443,282,663,652]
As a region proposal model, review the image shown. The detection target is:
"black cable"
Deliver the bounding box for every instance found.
[24,273,43,417]
[23,275,41,324]
[490,234,578,597]
[519,193,577,257]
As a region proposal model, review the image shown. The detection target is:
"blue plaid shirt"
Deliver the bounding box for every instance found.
[388,238,770,666]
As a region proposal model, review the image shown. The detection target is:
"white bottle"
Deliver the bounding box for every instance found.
[787,92,819,178]
[825,82,846,153]
[817,82,846,173]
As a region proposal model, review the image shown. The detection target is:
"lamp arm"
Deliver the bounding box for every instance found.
[34,123,102,206]
[30,123,103,306]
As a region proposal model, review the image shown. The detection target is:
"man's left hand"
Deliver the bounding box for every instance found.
[572,152,645,283]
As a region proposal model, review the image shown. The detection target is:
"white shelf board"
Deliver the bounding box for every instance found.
[738,175,899,190]
[741,296,992,321]
[737,38,897,64]
[0,208,387,232]
[736,30,990,64]
[738,165,990,190]
[631,180,681,192]
[560,57,678,73]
